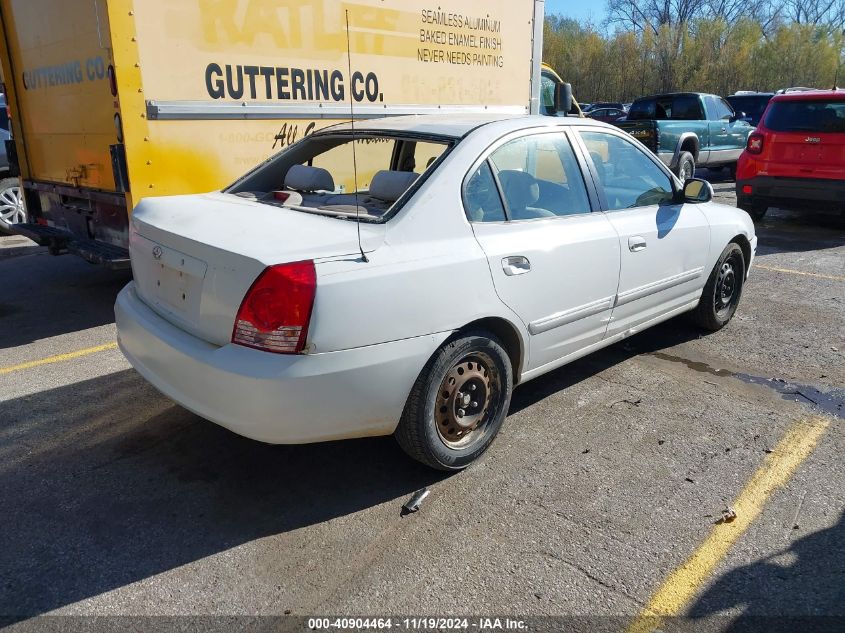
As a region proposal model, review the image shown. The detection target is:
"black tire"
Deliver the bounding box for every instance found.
[741,203,767,222]
[395,331,513,471]
[674,151,695,182]
[726,163,737,179]
[690,243,745,332]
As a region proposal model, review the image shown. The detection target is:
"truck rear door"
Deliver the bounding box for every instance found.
[0,0,118,191]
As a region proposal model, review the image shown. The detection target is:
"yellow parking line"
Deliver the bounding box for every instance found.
[626,417,830,633]
[0,342,118,375]
[755,264,845,282]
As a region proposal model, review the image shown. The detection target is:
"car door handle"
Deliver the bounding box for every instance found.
[628,236,647,252]
[720,127,727,133]
[502,256,531,275]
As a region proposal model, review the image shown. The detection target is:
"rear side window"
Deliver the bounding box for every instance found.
[628,95,703,120]
[763,100,845,133]
[488,133,592,220]
[464,163,506,223]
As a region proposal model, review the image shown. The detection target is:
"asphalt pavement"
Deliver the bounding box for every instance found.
[0,177,843,632]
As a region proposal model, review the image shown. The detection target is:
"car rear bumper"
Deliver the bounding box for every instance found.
[115,282,448,444]
[736,176,845,210]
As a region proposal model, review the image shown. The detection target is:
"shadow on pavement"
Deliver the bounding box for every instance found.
[510,315,703,414]
[754,209,845,256]
[0,369,444,620]
[0,253,130,349]
[688,510,845,626]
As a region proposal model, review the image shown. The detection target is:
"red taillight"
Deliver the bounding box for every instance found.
[747,133,764,155]
[742,185,753,195]
[232,260,316,354]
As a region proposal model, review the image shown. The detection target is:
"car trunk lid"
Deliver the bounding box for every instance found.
[128,192,384,346]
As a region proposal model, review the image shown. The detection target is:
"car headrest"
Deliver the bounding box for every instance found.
[496,170,539,210]
[368,170,419,202]
[284,164,335,192]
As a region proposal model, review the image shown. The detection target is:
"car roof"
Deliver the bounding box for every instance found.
[318,113,605,140]
[633,92,714,101]
[771,89,845,102]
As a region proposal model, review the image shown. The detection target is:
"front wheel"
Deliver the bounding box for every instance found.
[690,243,746,332]
[395,331,513,471]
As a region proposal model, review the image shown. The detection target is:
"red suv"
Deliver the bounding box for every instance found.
[736,90,845,221]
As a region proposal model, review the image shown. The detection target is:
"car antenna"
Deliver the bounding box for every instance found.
[345,9,368,263]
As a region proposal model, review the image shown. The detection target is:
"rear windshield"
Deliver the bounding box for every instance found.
[763,100,845,133]
[726,95,772,118]
[627,95,704,121]
[226,133,452,222]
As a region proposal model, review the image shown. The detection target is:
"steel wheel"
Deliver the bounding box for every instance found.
[0,183,25,225]
[714,258,738,317]
[435,353,499,450]
[395,332,513,470]
[690,243,745,332]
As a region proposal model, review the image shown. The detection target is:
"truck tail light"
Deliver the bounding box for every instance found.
[232,260,316,354]
[747,133,764,155]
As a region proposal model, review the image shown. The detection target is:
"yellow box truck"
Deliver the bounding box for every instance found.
[0,0,576,267]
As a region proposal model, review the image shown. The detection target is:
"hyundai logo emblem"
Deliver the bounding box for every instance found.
[152,245,163,260]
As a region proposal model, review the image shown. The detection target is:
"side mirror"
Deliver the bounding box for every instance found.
[682,178,713,203]
[554,82,572,117]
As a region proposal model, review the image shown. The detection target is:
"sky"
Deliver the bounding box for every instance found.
[544,0,607,25]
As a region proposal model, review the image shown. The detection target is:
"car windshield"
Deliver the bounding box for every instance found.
[763,99,845,133]
[226,133,452,222]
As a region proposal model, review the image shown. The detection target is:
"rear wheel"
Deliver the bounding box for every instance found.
[690,243,745,332]
[395,331,513,471]
[675,152,695,182]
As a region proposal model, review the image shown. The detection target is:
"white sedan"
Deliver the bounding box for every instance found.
[115,114,756,470]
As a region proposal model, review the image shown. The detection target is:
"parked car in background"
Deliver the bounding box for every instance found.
[587,107,627,123]
[588,102,626,113]
[616,92,754,180]
[736,90,845,221]
[726,92,774,127]
[116,113,756,471]
[0,93,25,233]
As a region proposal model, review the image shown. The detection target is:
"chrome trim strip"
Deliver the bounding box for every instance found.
[528,295,615,335]
[145,100,528,121]
[615,267,704,307]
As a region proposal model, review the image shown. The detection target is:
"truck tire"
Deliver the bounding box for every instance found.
[0,177,25,233]
[394,330,513,471]
[690,243,745,332]
[674,152,695,182]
